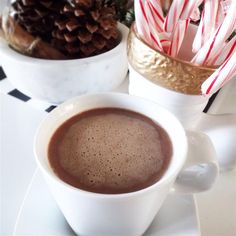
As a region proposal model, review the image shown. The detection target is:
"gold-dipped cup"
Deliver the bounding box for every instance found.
[127,23,217,127]
[127,24,216,95]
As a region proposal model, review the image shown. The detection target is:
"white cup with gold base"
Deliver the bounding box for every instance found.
[128,23,216,128]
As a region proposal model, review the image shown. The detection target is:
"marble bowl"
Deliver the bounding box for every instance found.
[0,23,129,104]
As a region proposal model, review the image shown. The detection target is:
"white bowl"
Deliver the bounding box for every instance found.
[0,23,129,104]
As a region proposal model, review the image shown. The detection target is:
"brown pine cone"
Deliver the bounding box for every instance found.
[11,0,119,59]
[52,0,119,58]
[12,0,66,43]
[1,15,66,59]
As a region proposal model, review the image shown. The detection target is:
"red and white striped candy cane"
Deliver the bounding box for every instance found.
[147,0,164,32]
[215,1,226,29]
[168,19,190,57]
[163,0,187,33]
[145,0,167,51]
[192,0,236,65]
[144,0,163,51]
[180,0,203,20]
[147,22,163,52]
[192,11,205,53]
[166,0,202,57]
[201,51,236,95]
[135,0,163,51]
[192,0,220,53]
[221,0,232,15]
[159,32,171,53]
[190,7,201,22]
[210,36,236,66]
[134,0,152,42]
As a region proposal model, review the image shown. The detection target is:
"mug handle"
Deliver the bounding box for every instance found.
[172,130,219,194]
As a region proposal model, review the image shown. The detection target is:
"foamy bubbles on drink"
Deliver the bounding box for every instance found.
[57,112,168,193]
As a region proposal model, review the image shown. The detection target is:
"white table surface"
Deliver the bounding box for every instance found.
[1,79,236,236]
[0,93,46,235]
[195,80,236,236]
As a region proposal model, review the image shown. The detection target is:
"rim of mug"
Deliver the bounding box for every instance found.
[34,93,188,199]
[131,23,217,72]
[0,22,128,65]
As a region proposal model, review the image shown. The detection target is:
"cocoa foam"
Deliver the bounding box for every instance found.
[48,108,172,194]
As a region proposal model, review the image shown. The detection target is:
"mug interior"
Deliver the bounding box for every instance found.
[34,93,187,196]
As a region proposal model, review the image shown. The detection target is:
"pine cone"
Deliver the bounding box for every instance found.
[11,0,119,59]
[52,0,119,58]
[1,15,67,59]
[12,0,66,43]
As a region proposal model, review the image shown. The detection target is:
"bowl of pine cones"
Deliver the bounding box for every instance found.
[0,0,131,104]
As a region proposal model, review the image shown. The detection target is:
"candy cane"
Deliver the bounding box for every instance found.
[163,0,187,33]
[144,0,168,51]
[209,36,236,66]
[134,0,152,42]
[190,7,201,22]
[148,0,165,32]
[221,0,232,15]
[215,1,225,29]
[180,0,203,20]
[192,0,220,53]
[159,32,171,53]
[145,1,163,33]
[168,19,190,57]
[144,0,163,51]
[201,51,236,95]
[192,0,236,65]
[166,0,202,56]
[135,0,164,51]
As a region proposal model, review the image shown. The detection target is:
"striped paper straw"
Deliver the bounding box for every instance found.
[192,0,236,65]
[201,51,236,95]
[168,19,190,57]
[163,0,187,33]
[192,0,220,53]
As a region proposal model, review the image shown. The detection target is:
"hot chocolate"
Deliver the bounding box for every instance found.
[48,108,172,194]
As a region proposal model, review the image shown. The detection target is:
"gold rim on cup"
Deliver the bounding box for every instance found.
[127,23,217,95]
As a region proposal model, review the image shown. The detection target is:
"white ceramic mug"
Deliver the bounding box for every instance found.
[34,93,218,236]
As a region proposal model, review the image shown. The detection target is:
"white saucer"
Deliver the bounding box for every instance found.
[14,170,200,236]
